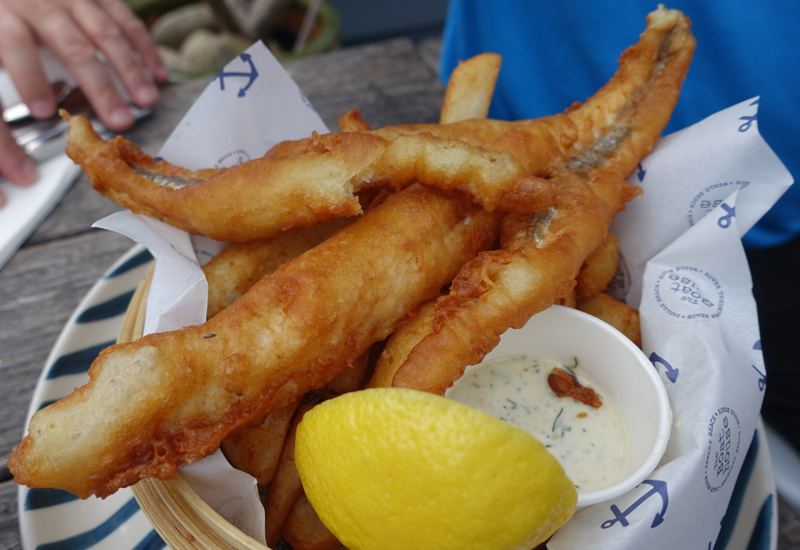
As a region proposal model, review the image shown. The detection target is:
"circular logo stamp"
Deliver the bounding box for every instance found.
[215,494,257,537]
[215,149,251,168]
[605,251,631,302]
[653,266,724,320]
[687,181,748,227]
[704,407,741,493]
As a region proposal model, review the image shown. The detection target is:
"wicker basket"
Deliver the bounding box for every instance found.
[118,265,270,550]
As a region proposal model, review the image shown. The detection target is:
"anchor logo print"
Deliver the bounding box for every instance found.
[214,53,259,97]
[650,351,679,383]
[636,162,646,182]
[601,479,669,529]
[717,203,735,229]
[751,365,767,391]
[752,341,766,391]
[738,99,759,132]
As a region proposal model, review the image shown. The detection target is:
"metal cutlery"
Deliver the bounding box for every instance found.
[3,81,73,124]
[6,83,152,163]
[25,105,152,163]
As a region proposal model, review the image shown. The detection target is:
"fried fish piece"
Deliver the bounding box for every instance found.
[368,118,529,149]
[204,218,353,318]
[338,109,371,132]
[368,299,437,389]
[9,185,501,499]
[576,232,619,298]
[65,117,554,242]
[391,7,695,394]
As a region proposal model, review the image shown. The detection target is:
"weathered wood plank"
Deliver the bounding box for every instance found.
[0,230,135,458]
[0,480,20,550]
[286,38,444,130]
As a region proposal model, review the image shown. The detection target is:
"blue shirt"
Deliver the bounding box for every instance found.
[440,0,799,248]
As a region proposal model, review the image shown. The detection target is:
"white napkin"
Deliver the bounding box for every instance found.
[0,52,81,270]
[0,49,133,271]
[0,155,81,270]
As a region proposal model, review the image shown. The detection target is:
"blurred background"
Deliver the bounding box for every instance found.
[329,0,446,45]
[130,0,448,80]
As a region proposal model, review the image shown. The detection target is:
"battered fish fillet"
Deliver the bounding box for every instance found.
[204,218,353,318]
[369,119,532,149]
[390,6,695,394]
[9,185,501,499]
[65,117,554,242]
[339,109,372,132]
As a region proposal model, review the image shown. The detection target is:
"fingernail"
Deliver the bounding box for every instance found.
[30,100,53,118]
[20,158,38,184]
[155,64,170,81]
[136,84,158,105]
[109,107,134,128]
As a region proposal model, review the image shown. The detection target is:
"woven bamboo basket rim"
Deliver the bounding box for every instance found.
[118,264,271,550]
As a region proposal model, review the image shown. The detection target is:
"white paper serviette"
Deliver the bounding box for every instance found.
[0,156,81,271]
[0,48,133,272]
[0,52,82,271]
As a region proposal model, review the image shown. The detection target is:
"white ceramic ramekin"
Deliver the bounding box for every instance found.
[450,304,671,509]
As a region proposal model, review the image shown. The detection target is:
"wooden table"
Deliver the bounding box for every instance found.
[0,38,798,549]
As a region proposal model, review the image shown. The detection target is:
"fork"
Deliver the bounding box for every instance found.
[24,105,152,162]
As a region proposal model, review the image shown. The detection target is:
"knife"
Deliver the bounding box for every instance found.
[3,81,72,125]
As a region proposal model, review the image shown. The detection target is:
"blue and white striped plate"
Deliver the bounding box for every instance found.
[18,245,165,550]
[17,245,778,549]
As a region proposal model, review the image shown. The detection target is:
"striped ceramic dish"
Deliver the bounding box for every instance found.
[17,245,777,550]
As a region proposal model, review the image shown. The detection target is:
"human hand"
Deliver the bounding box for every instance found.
[0,0,167,203]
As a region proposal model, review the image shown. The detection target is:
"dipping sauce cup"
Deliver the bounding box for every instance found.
[447,304,672,508]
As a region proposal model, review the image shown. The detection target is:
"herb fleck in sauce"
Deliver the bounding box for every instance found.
[448,355,628,493]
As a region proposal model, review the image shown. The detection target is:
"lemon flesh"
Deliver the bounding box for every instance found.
[295,387,577,550]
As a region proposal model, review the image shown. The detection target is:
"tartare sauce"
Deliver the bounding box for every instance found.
[448,355,628,493]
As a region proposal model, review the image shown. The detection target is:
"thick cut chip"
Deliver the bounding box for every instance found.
[440,53,502,124]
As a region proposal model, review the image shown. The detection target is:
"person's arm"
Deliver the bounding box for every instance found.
[0,0,167,203]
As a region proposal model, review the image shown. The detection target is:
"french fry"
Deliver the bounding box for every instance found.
[440,53,502,124]
[577,292,642,347]
[555,289,578,309]
[323,351,371,394]
[369,299,437,388]
[204,219,353,318]
[264,394,326,546]
[221,398,301,486]
[576,232,619,298]
[282,493,341,550]
[263,352,370,544]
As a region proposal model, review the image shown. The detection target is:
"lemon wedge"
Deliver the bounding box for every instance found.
[295,387,577,550]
